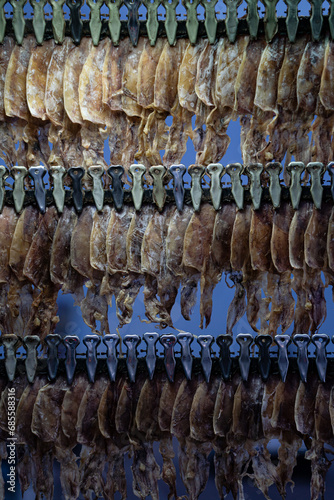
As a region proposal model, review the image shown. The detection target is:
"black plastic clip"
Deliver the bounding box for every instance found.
[216,334,233,381]
[312,334,329,383]
[160,334,177,382]
[255,334,272,381]
[327,162,334,201]
[66,0,83,44]
[23,335,40,383]
[236,333,253,382]
[1,335,20,382]
[45,334,62,381]
[29,166,47,213]
[198,335,213,383]
[68,167,85,213]
[274,334,291,382]
[123,335,140,383]
[83,335,101,383]
[170,164,186,212]
[64,335,80,384]
[103,334,119,382]
[293,334,310,383]
[143,332,159,380]
[108,166,124,211]
[177,332,193,381]
[123,0,140,46]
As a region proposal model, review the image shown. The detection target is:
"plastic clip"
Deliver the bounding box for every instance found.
[246,163,263,210]
[12,166,27,213]
[124,335,140,383]
[29,166,47,214]
[1,335,20,382]
[312,334,329,383]
[103,334,119,382]
[226,163,244,210]
[189,165,204,212]
[287,162,304,210]
[50,166,66,213]
[68,167,84,213]
[207,163,224,210]
[255,334,272,381]
[198,335,213,383]
[170,164,186,212]
[236,333,253,382]
[216,334,233,381]
[66,0,83,44]
[83,334,101,383]
[23,335,40,383]
[123,0,140,46]
[274,334,291,382]
[293,334,310,382]
[129,164,145,211]
[45,334,62,381]
[88,165,104,212]
[64,335,80,384]
[306,162,324,209]
[160,334,177,382]
[108,165,124,210]
[266,162,282,208]
[143,332,159,380]
[178,332,193,381]
[149,165,167,211]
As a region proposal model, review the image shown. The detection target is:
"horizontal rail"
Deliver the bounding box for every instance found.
[0,332,332,384]
[0,1,334,45]
[2,162,334,213]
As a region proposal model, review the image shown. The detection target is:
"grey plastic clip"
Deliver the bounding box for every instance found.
[189,165,204,212]
[149,165,167,211]
[236,333,253,382]
[216,334,233,381]
[0,166,6,213]
[68,167,84,213]
[246,163,263,210]
[177,332,193,381]
[45,334,62,381]
[255,334,272,381]
[306,162,324,209]
[274,334,291,382]
[123,334,140,383]
[160,334,177,382]
[207,163,224,210]
[327,162,334,201]
[29,166,47,214]
[50,166,66,213]
[170,164,186,212]
[312,334,329,383]
[198,335,213,383]
[266,162,282,208]
[293,334,310,382]
[226,163,244,210]
[143,332,159,380]
[287,162,305,210]
[103,334,119,382]
[12,166,27,213]
[23,335,40,383]
[108,165,124,211]
[63,335,80,385]
[83,335,101,383]
[1,335,20,382]
[88,165,104,212]
[129,164,146,211]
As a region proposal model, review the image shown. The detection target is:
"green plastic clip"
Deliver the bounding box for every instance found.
[163,0,178,46]
[224,0,242,43]
[329,0,334,40]
[284,0,300,43]
[0,166,6,213]
[261,0,279,42]
[306,162,324,209]
[2,335,20,382]
[106,0,122,46]
[130,164,146,211]
[201,0,217,44]
[31,0,47,45]
[12,166,27,213]
[207,163,224,210]
[286,161,304,210]
[226,163,244,210]
[50,166,66,213]
[265,162,282,209]
[50,0,66,44]
[246,163,263,210]
[183,0,200,45]
[23,335,40,383]
[142,0,159,46]
[88,165,105,211]
[10,0,26,45]
[188,164,204,211]
[149,165,167,211]
[87,0,103,46]
[0,0,7,44]
[245,0,259,38]
[309,0,323,41]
